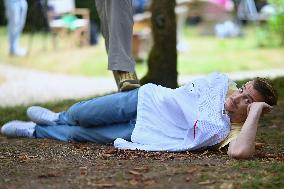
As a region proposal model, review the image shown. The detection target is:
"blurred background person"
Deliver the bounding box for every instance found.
[3,0,28,57]
[132,0,149,14]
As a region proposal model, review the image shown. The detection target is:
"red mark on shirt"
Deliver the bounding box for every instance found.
[193,120,198,139]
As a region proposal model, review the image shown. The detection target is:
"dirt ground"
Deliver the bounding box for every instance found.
[0,87,283,189]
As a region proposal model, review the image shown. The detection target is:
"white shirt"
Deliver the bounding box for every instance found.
[114,73,231,151]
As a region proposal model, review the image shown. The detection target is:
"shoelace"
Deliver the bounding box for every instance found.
[15,128,32,137]
[119,72,138,81]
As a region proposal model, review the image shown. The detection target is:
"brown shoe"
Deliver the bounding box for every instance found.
[113,71,140,92]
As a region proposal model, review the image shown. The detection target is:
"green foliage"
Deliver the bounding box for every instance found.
[271,76,284,97]
[256,26,279,47]
[269,13,284,45]
[269,0,284,7]
[257,0,284,47]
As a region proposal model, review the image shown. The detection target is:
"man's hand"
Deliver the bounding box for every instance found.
[229,102,273,159]
[247,102,273,115]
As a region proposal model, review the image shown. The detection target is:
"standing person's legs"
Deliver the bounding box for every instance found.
[95,0,140,91]
[4,0,20,54]
[4,0,27,56]
[19,0,28,35]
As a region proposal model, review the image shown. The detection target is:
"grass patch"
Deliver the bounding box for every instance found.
[0,75,6,84]
[0,77,283,189]
[0,26,283,78]
[0,98,82,125]
[178,27,284,74]
[231,161,284,189]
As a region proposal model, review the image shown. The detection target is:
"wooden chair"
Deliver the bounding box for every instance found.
[47,0,90,48]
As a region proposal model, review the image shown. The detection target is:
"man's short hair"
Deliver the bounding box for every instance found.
[253,77,278,106]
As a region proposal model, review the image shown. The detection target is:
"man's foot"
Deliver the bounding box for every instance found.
[113,71,140,92]
[27,106,59,126]
[1,121,36,138]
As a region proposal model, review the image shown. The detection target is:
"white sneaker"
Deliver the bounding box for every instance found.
[11,48,27,57]
[1,121,36,138]
[27,106,59,126]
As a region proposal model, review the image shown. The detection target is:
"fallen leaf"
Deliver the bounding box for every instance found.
[185,176,191,182]
[255,142,265,149]
[129,170,142,176]
[79,166,88,176]
[129,179,138,186]
[102,154,113,158]
[220,182,233,189]
[187,167,198,174]
[198,180,216,185]
[266,153,277,158]
[201,150,209,155]
[276,155,284,161]
[133,167,149,172]
[144,179,155,185]
[104,149,117,154]
[18,154,30,161]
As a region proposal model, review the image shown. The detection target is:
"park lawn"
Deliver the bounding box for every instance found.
[0,75,5,85]
[178,28,284,73]
[0,26,283,78]
[0,77,283,189]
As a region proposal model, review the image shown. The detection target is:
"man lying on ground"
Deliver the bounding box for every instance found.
[1,73,278,159]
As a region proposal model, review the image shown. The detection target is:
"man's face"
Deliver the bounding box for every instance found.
[225,81,264,123]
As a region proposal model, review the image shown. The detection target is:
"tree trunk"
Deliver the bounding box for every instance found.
[140,0,178,88]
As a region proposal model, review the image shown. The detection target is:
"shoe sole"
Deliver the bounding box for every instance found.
[113,71,140,91]
[120,83,140,92]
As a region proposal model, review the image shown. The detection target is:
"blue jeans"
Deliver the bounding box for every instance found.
[4,0,27,54]
[35,89,139,144]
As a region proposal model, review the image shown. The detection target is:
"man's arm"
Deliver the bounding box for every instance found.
[227,102,272,159]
